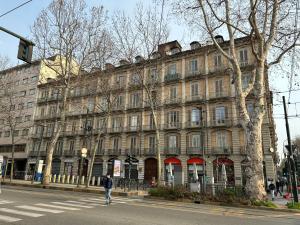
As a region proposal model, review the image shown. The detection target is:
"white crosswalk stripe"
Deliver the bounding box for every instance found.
[65,200,99,206]
[16,205,64,213]
[0,200,14,205]
[51,202,93,208]
[0,208,44,217]
[36,203,80,211]
[0,214,22,223]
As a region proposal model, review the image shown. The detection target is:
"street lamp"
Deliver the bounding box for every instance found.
[77,148,88,187]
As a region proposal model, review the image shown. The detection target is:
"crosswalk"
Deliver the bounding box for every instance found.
[0,196,140,223]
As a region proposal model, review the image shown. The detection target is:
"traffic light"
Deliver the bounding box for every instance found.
[127,154,133,165]
[17,39,33,63]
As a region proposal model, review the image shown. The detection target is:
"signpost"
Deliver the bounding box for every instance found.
[0,155,3,194]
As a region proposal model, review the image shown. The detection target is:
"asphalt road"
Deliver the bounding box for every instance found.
[0,185,299,225]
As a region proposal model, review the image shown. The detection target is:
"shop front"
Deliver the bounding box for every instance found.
[164,157,182,185]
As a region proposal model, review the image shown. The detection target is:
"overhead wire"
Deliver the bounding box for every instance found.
[0,0,33,19]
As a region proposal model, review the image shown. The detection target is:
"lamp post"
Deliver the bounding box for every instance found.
[77,147,87,187]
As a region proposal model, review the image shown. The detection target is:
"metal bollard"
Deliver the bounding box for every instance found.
[71,175,75,184]
[57,175,61,183]
[81,176,85,185]
[62,175,65,184]
[92,176,95,186]
[49,174,52,183]
[76,176,79,185]
[53,174,57,183]
[66,175,70,184]
[97,176,101,186]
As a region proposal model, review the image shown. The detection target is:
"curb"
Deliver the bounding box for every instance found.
[1,181,142,197]
[144,196,300,213]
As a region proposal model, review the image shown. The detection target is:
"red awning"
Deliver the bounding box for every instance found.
[164,157,181,165]
[187,157,204,164]
[213,158,234,165]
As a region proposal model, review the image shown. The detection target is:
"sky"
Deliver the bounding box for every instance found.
[0,0,299,161]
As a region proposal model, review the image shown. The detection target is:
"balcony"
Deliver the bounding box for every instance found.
[37,97,48,104]
[125,125,142,132]
[185,71,202,79]
[164,123,182,130]
[125,148,140,156]
[112,83,126,90]
[164,147,180,155]
[47,94,63,102]
[164,97,182,105]
[65,111,82,117]
[108,127,123,133]
[143,148,156,156]
[112,104,126,111]
[28,151,47,157]
[211,146,232,155]
[187,147,204,155]
[185,95,204,103]
[211,119,232,127]
[209,91,230,99]
[127,102,143,110]
[107,149,121,156]
[143,124,157,131]
[240,61,249,67]
[185,121,204,129]
[164,73,181,83]
[63,130,78,136]
[53,150,62,157]
[146,75,161,84]
[93,128,107,134]
[95,148,105,156]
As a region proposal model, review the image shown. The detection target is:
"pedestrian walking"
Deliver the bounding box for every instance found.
[269,181,276,201]
[103,174,113,205]
[275,180,282,196]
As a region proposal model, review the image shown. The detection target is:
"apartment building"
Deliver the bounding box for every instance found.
[28,36,277,186]
[0,56,64,179]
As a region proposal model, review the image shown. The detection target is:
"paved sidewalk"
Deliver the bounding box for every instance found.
[0,179,148,197]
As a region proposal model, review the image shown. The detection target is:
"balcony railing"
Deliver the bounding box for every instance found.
[53,150,62,157]
[112,105,126,111]
[186,147,204,155]
[240,61,249,67]
[37,97,48,103]
[164,97,182,105]
[143,124,157,131]
[185,121,204,128]
[107,149,121,156]
[108,127,123,133]
[164,123,181,130]
[125,148,140,156]
[125,125,142,132]
[209,91,229,99]
[185,71,202,79]
[211,119,232,127]
[64,150,75,157]
[164,147,180,155]
[93,128,107,134]
[95,148,105,156]
[112,83,126,90]
[63,130,78,136]
[143,148,156,156]
[185,95,204,102]
[164,73,181,82]
[127,102,143,109]
[28,151,47,157]
[211,146,232,155]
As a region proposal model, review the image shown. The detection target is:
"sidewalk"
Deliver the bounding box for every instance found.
[267,192,300,208]
[0,179,148,197]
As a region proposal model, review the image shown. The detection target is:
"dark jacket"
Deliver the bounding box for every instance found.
[104,177,113,189]
[269,183,275,191]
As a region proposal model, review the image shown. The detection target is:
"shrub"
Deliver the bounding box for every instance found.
[251,199,277,208]
[286,202,300,210]
[148,185,191,200]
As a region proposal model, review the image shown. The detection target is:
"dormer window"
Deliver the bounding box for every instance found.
[168,64,177,75]
[190,41,201,50]
[150,52,161,59]
[171,48,180,55]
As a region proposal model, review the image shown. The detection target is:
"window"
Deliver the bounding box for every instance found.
[191,134,201,147]
[13,130,19,137]
[41,89,49,98]
[168,135,177,148]
[130,136,137,149]
[242,74,251,90]
[168,111,179,127]
[191,83,199,96]
[20,91,26,97]
[87,98,95,111]
[4,131,10,137]
[189,59,198,73]
[116,75,126,85]
[216,131,227,148]
[247,102,254,115]
[170,86,177,100]
[149,114,155,128]
[215,106,226,124]
[130,93,140,107]
[27,102,33,108]
[215,79,223,96]
[96,139,103,153]
[75,87,81,96]
[97,118,105,130]
[168,64,177,75]
[149,136,156,149]
[116,95,124,108]
[18,103,24,110]
[72,121,77,131]
[16,117,22,123]
[23,78,28,84]
[150,68,158,81]
[131,73,140,85]
[29,89,36,95]
[99,97,108,111]
[191,109,201,125]
[56,141,63,153]
[113,138,119,150]
[25,115,31,121]
[112,117,122,129]
[130,115,138,130]
[214,55,222,68]
[239,49,248,65]
[31,76,38,82]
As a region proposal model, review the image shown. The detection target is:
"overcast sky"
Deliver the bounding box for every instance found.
[1,0,299,160]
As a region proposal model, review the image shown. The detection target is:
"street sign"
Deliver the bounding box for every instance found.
[113,160,121,177]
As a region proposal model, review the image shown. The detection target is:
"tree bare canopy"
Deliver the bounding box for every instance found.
[31,0,112,185]
[170,0,300,200]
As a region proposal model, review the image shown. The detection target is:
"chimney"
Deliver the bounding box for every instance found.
[105,63,115,70]
[119,59,130,66]
[158,40,182,56]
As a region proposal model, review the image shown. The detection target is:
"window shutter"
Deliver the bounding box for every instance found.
[212,107,216,121]
[225,106,228,119]
[188,110,191,122]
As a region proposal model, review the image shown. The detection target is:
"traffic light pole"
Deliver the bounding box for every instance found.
[283,96,299,203]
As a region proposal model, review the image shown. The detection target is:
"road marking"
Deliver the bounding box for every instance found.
[16,205,64,213]
[79,199,101,203]
[0,208,44,217]
[66,200,99,206]
[36,203,80,211]
[0,200,14,204]
[0,214,22,222]
[51,202,93,208]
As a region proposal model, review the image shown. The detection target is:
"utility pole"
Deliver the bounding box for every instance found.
[282,96,299,203]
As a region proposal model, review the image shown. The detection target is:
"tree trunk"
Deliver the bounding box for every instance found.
[86,133,101,188]
[10,134,15,183]
[244,123,266,199]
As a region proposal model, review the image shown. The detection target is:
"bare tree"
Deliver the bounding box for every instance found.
[31,0,110,185]
[171,0,300,199]
[111,0,169,185]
